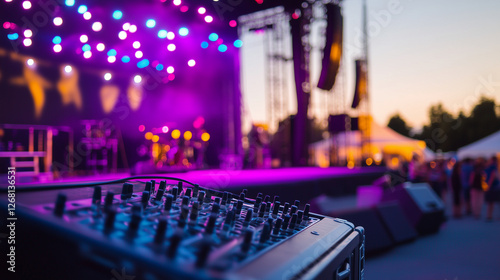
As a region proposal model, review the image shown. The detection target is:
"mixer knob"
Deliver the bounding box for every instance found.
[235,200,244,215]
[205,213,217,235]
[190,201,200,221]
[92,186,102,205]
[290,205,298,215]
[154,218,168,244]
[121,183,133,200]
[304,203,310,219]
[294,200,300,208]
[167,230,183,259]
[273,218,283,235]
[257,192,263,198]
[253,197,262,211]
[241,229,254,253]
[283,202,290,215]
[104,191,114,212]
[103,206,116,233]
[141,191,150,209]
[244,209,253,225]
[224,209,235,227]
[172,187,179,201]
[289,213,298,230]
[164,194,174,211]
[53,193,67,217]
[159,180,167,191]
[239,192,246,201]
[282,215,291,230]
[182,196,190,206]
[155,188,165,201]
[297,210,304,224]
[258,202,266,218]
[145,181,152,193]
[273,195,279,204]
[193,184,200,198]
[197,191,205,203]
[211,203,220,214]
[272,201,281,215]
[195,238,212,268]
[177,181,183,193]
[185,188,192,197]
[259,223,271,243]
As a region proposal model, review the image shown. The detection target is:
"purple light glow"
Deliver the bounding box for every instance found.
[180,6,188,12]
[80,34,88,43]
[92,22,103,32]
[22,1,31,9]
[3,22,11,29]
[229,20,237,27]
[162,126,169,133]
[53,17,63,26]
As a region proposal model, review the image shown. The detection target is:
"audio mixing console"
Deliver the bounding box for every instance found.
[1,176,364,280]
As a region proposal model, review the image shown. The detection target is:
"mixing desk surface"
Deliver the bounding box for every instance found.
[1,176,364,280]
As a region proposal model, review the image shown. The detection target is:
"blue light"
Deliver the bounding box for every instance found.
[52,36,62,44]
[179,27,189,36]
[112,10,123,20]
[137,59,150,68]
[82,44,91,52]
[146,19,156,28]
[233,39,243,48]
[65,0,75,7]
[201,41,209,49]
[7,33,19,40]
[107,49,117,56]
[121,56,131,63]
[156,64,164,71]
[77,5,87,14]
[218,44,228,52]
[208,33,218,41]
[158,30,167,39]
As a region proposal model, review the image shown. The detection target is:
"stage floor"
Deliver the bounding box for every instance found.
[9,166,388,204]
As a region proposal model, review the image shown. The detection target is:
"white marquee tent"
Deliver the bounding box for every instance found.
[457,130,500,159]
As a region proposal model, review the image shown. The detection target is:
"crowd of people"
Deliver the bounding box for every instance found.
[407,155,500,221]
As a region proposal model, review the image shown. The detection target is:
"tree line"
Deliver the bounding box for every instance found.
[387,96,500,152]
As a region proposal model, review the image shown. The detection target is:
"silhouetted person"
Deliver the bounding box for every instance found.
[450,161,462,218]
[485,156,499,222]
[469,160,486,219]
[461,158,473,215]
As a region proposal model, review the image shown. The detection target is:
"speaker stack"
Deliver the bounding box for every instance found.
[313,182,444,254]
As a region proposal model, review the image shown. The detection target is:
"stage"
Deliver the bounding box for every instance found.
[10,166,388,205]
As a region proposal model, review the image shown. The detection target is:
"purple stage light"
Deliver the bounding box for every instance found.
[118,31,127,40]
[53,17,63,26]
[24,29,32,37]
[23,38,32,47]
[3,22,10,29]
[22,1,31,9]
[180,6,188,12]
[80,34,88,43]
[92,22,103,32]
[162,126,169,133]
[83,12,92,20]
[229,20,237,27]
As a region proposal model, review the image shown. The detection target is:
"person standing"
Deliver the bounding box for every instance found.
[450,161,462,218]
[461,158,473,215]
[485,157,499,222]
[469,160,486,219]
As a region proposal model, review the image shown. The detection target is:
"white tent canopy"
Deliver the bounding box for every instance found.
[457,130,500,159]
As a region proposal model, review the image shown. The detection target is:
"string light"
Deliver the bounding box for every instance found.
[92,22,102,32]
[24,29,32,38]
[104,73,112,80]
[83,12,92,20]
[80,34,88,43]
[53,17,63,26]
[53,44,62,52]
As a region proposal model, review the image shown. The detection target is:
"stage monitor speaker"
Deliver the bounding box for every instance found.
[382,182,445,235]
[333,208,393,254]
[317,3,343,91]
[375,201,418,244]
